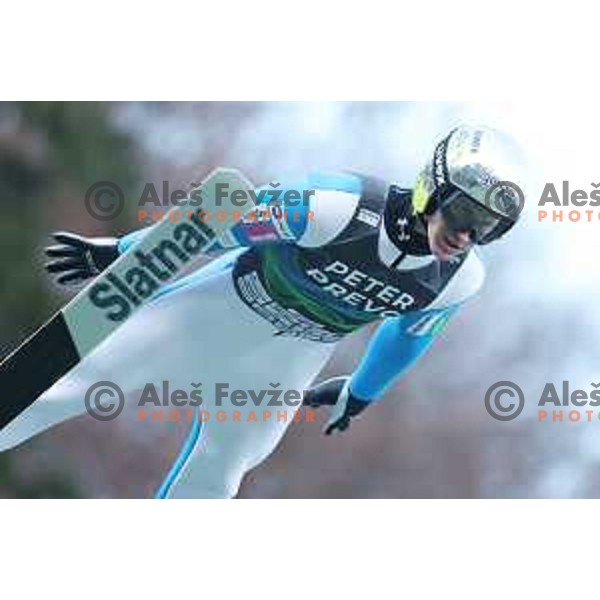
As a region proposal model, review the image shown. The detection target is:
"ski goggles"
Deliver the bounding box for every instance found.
[439,188,515,245]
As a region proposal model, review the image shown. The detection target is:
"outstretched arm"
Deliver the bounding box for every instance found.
[304,306,459,434]
[350,308,457,400]
[47,172,365,287]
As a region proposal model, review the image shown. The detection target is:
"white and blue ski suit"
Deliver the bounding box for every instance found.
[0,172,485,498]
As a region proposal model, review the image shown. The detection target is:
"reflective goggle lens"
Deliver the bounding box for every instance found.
[440,190,509,244]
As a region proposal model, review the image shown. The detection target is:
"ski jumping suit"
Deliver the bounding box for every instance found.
[0,172,485,498]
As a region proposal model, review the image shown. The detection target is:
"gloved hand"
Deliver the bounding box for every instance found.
[303,377,371,435]
[44,231,120,287]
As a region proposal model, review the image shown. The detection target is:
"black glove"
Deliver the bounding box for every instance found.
[304,377,371,435]
[44,231,120,287]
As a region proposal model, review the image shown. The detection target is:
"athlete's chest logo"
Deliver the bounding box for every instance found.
[305,260,416,318]
[395,217,410,242]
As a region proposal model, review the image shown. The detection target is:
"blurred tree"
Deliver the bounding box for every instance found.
[0,101,139,497]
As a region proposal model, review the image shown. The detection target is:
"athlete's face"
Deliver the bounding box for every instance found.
[426,210,472,261]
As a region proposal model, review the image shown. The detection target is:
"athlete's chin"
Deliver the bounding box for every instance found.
[430,239,453,262]
[430,234,470,261]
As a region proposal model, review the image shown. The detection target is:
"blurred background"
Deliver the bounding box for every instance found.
[0,101,598,498]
